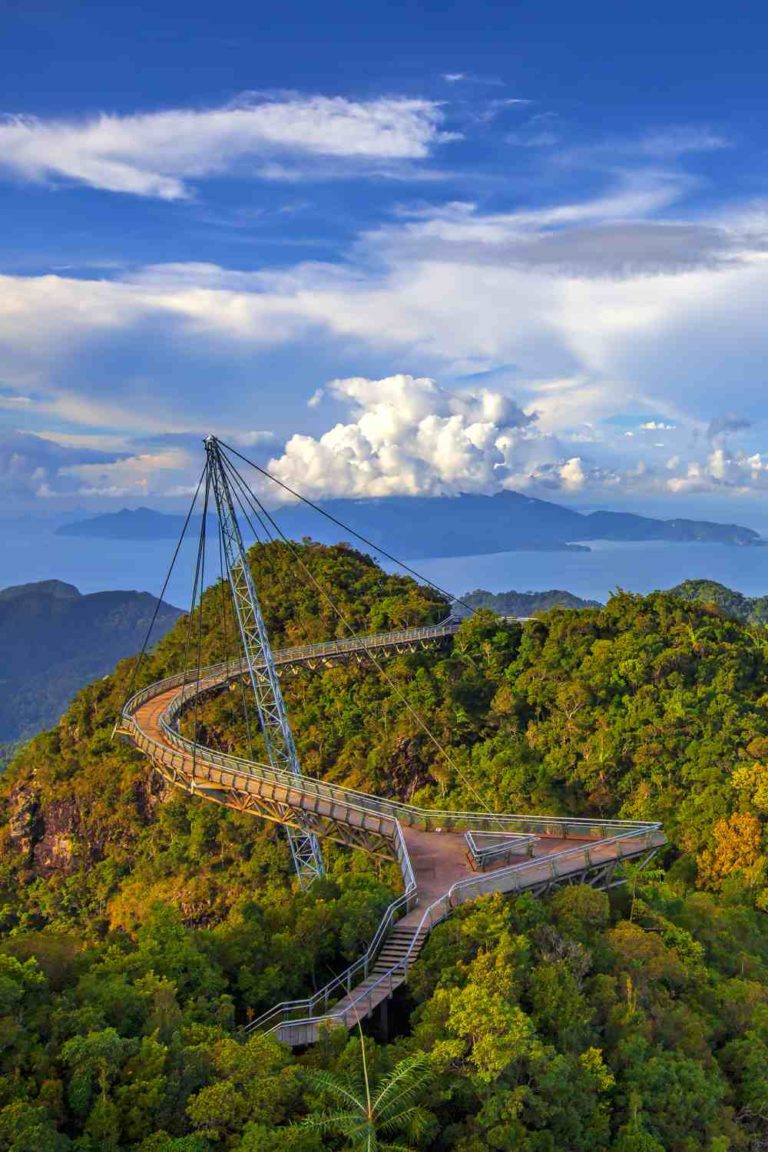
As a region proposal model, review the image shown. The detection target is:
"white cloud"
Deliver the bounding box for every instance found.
[0,394,32,409]
[364,179,742,276]
[0,429,124,500]
[559,457,586,491]
[635,127,730,158]
[2,171,768,506]
[665,447,768,495]
[0,96,448,199]
[268,374,537,498]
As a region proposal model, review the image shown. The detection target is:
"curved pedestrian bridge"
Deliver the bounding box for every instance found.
[119,620,665,1045]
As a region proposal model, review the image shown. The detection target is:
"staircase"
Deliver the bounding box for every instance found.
[272,922,429,1044]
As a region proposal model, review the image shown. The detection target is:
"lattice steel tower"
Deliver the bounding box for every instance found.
[204,435,325,887]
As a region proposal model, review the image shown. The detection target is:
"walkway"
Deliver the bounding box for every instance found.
[119,623,666,1045]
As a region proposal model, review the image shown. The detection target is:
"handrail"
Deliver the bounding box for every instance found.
[465,830,538,870]
[121,620,460,720]
[159,713,649,841]
[122,625,661,839]
[153,701,646,842]
[246,818,418,1034]
[268,821,663,1042]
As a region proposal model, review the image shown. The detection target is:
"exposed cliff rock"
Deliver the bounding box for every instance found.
[5,767,169,877]
[7,786,42,862]
[385,736,432,802]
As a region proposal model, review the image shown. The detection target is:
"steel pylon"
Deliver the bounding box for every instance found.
[204,435,324,888]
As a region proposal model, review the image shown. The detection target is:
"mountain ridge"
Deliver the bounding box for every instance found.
[56,489,761,558]
[0,579,182,743]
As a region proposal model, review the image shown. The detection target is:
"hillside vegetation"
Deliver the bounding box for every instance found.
[460,587,600,615]
[0,580,181,743]
[670,579,768,626]
[1,543,768,1151]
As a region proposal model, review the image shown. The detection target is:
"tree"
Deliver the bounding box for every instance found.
[60,1027,132,1121]
[298,1029,435,1151]
[697,812,765,890]
[439,937,535,1083]
[0,1102,71,1152]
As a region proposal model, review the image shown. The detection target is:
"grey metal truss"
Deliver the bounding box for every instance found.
[204,436,325,888]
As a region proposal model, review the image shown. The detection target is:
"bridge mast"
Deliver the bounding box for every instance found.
[204,435,325,888]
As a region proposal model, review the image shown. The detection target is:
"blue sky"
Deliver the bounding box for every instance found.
[1,0,768,523]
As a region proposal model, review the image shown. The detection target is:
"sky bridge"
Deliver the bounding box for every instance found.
[117,438,666,1046]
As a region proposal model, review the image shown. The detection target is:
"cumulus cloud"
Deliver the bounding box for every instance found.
[0,428,206,504]
[558,457,587,491]
[268,374,537,498]
[61,446,193,497]
[0,95,448,199]
[666,447,768,494]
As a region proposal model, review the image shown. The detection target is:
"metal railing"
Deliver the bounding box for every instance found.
[246,819,418,1034]
[158,710,650,843]
[121,620,660,841]
[121,621,460,718]
[465,831,539,870]
[268,821,664,1044]
[146,688,649,844]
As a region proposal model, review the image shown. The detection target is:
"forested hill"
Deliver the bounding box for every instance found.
[460,587,601,614]
[670,578,768,625]
[2,543,768,1150]
[0,579,182,744]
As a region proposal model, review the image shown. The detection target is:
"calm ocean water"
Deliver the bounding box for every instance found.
[2,521,768,608]
[419,540,768,603]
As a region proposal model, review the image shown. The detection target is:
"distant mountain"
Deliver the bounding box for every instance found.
[459,588,602,616]
[669,579,768,625]
[57,506,216,540]
[57,491,762,559]
[0,580,182,743]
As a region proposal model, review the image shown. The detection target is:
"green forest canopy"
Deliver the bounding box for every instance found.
[1,541,768,1151]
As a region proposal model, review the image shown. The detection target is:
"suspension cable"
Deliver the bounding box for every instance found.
[182,469,208,698]
[191,469,211,777]
[216,496,255,759]
[115,464,207,734]
[219,450,501,819]
[217,439,477,617]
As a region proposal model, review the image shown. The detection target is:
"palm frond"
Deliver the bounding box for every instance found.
[297,1107,366,1137]
[378,1103,431,1138]
[303,1067,366,1113]
[374,1053,434,1118]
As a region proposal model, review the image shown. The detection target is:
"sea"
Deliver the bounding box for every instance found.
[2,519,768,608]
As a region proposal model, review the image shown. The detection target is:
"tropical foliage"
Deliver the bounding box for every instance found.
[1,542,768,1149]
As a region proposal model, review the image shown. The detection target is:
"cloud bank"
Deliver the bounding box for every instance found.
[2,160,768,508]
